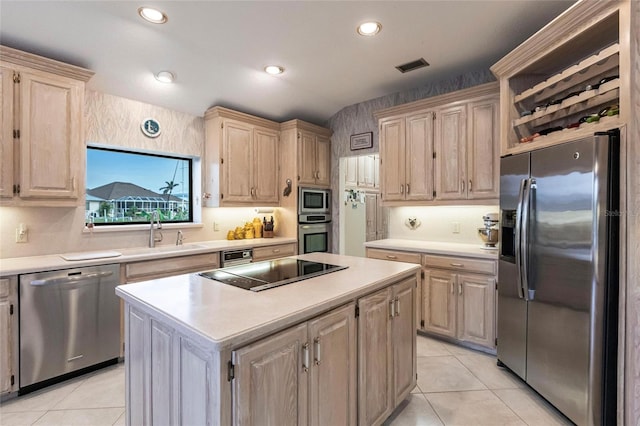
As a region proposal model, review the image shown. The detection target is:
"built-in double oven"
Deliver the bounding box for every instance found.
[298,187,331,254]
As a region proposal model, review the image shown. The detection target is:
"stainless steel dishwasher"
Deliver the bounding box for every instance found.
[19,263,120,391]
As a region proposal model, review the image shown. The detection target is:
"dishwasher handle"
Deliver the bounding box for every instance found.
[30,270,114,286]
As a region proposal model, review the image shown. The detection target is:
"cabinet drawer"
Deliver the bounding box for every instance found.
[0,278,9,298]
[125,252,220,282]
[252,243,297,261]
[366,248,421,264]
[423,254,496,275]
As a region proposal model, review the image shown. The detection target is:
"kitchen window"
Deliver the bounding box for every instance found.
[86,147,193,225]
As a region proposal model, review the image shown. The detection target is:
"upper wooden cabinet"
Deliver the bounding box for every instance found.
[0,46,93,206]
[345,155,379,190]
[376,82,499,206]
[434,96,499,201]
[280,120,332,191]
[491,1,630,155]
[298,129,331,187]
[204,107,280,206]
[380,113,435,202]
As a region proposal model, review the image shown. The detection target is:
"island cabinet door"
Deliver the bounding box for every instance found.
[358,287,393,426]
[308,303,357,426]
[392,278,417,407]
[232,323,309,426]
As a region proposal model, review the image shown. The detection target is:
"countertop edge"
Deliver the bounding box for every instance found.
[363,239,499,260]
[117,258,421,352]
[0,237,298,276]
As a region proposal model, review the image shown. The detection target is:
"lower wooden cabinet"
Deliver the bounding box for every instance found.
[252,242,297,262]
[0,276,17,395]
[233,303,357,426]
[422,255,496,349]
[358,277,416,426]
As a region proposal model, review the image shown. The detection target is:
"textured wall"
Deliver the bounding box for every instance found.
[327,69,496,252]
[85,90,203,156]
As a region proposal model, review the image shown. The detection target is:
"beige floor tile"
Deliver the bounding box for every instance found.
[411,384,423,394]
[426,390,525,426]
[112,411,126,426]
[33,408,123,426]
[0,377,86,413]
[417,336,452,357]
[384,394,444,426]
[456,353,524,390]
[0,410,46,426]
[416,356,486,393]
[493,388,573,426]
[53,365,124,410]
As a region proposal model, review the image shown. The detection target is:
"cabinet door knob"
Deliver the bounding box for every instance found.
[469,179,472,192]
[400,184,404,194]
[273,249,280,253]
[450,263,464,267]
[386,255,397,259]
[395,297,400,317]
[450,282,454,294]
[389,299,395,318]
[406,183,410,194]
[461,180,465,192]
[458,283,463,295]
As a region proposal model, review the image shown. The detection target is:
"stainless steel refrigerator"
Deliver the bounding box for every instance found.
[497,130,619,426]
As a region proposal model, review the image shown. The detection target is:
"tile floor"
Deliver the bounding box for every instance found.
[0,335,572,426]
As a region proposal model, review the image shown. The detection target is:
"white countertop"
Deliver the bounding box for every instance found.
[116,252,420,351]
[364,239,499,260]
[0,237,297,276]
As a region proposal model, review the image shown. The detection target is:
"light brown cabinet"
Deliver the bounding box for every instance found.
[345,155,379,190]
[422,254,496,349]
[434,97,499,201]
[358,277,416,426]
[0,46,93,206]
[122,252,220,283]
[380,113,434,202]
[252,242,297,261]
[0,276,17,395]
[233,303,357,426]
[204,107,280,207]
[376,82,499,206]
[298,130,331,187]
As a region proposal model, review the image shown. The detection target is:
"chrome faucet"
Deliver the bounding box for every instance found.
[149,211,163,247]
[176,230,184,246]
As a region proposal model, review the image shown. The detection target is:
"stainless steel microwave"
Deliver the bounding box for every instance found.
[298,187,331,215]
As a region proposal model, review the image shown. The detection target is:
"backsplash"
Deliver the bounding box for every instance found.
[388,206,499,245]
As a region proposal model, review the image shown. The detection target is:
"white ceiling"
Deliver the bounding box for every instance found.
[0,1,575,125]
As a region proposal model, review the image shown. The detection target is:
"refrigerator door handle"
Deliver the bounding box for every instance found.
[521,178,535,301]
[514,178,526,300]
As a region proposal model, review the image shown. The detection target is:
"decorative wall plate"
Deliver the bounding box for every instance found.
[141,118,161,138]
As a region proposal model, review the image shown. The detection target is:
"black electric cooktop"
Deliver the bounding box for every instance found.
[199,258,347,292]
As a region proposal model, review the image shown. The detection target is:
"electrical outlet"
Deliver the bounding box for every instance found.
[213,221,220,231]
[15,223,28,243]
[452,222,460,234]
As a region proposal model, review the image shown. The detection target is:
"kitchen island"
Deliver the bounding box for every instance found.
[116,252,420,426]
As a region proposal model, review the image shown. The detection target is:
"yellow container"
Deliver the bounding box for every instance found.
[226,230,235,240]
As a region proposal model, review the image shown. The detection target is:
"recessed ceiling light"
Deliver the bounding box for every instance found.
[154,71,175,83]
[138,7,168,24]
[264,65,284,75]
[357,21,382,36]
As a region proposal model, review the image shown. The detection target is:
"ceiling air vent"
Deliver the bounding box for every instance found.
[395,58,429,74]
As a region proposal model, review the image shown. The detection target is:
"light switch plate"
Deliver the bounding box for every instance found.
[15,225,28,243]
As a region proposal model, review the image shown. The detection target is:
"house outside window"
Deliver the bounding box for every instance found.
[86,147,193,225]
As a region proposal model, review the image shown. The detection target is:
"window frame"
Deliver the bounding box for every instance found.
[86,146,195,227]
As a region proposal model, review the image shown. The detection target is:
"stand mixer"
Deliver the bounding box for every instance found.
[477,213,499,249]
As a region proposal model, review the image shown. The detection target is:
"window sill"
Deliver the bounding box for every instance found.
[83,222,204,234]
